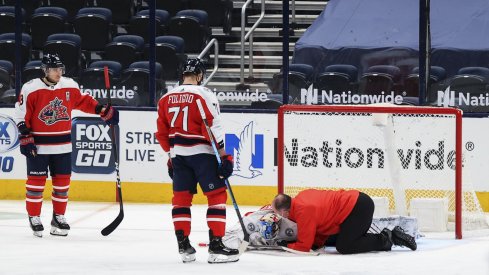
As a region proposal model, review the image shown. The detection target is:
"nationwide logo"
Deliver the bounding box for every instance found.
[225,121,264,179]
[71,118,117,174]
[285,138,461,171]
[300,86,404,105]
[437,86,489,107]
[0,114,19,153]
[80,85,138,100]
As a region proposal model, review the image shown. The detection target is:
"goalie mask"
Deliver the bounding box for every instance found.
[258,213,280,240]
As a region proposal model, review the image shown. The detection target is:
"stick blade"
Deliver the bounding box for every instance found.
[101,211,124,236]
[238,239,250,255]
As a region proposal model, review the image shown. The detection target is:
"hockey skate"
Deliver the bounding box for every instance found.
[29,216,44,238]
[208,230,239,264]
[391,226,417,251]
[50,213,70,236]
[176,230,196,263]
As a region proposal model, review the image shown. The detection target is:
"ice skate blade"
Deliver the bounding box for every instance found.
[50,227,69,236]
[207,253,239,264]
[180,253,196,263]
[32,231,43,238]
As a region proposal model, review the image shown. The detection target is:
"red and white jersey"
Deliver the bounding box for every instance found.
[14,77,99,154]
[155,84,224,157]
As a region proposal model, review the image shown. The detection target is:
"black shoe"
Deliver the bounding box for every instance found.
[50,213,70,236]
[176,230,196,263]
[391,226,417,251]
[29,216,44,238]
[208,230,239,264]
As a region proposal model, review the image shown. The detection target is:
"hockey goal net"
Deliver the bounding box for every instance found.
[277,104,488,239]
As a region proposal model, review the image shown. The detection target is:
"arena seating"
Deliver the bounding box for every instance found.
[0,6,23,34]
[168,9,209,54]
[270,64,314,103]
[105,34,145,69]
[31,7,68,51]
[359,65,401,95]
[314,64,358,96]
[44,33,82,77]
[22,60,43,83]
[74,7,112,51]
[404,66,447,98]
[128,9,170,43]
[0,60,12,97]
[120,61,164,106]
[0,33,31,68]
[149,35,186,81]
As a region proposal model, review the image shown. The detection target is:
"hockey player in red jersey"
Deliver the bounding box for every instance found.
[155,58,238,264]
[272,189,417,254]
[14,54,119,237]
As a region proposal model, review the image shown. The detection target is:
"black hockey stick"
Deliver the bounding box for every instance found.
[101,66,124,236]
[196,99,250,254]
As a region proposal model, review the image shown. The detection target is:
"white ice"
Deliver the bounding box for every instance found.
[1,200,488,275]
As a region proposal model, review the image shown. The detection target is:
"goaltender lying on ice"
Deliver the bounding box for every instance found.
[222,205,421,255]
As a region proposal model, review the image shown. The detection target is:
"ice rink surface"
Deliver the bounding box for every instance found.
[1,200,488,275]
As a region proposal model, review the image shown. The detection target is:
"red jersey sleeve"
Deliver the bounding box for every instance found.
[288,204,317,252]
[155,98,170,152]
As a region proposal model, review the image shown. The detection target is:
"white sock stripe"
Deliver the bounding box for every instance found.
[51,196,68,202]
[26,198,43,202]
[52,185,70,190]
[25,184,45,190]
[208,204,226,209]
[172,217,191,222]
[206,218,226,223]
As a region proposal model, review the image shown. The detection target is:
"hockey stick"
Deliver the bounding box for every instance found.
[247,245,320,256]
[195,99,250,255]
[101,66,124,236]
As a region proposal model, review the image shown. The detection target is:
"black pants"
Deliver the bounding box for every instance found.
[335,192,389,254]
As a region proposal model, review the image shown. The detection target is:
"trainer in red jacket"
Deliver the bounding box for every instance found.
[271,189,417,254]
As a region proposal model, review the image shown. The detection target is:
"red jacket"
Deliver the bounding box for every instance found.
[287,189,359,252]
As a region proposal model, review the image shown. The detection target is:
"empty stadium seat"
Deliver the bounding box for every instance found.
[105,35,144,69]
[270,64,314,104]
[0,6,24,34]
[0,60,13,97]
[44,33,82,77]
[0,88,16,104]
[31,7,68,51]
[168,9,210,53]
[3,0,40,22]
[359,65,401,95]
[22,60,43,83]
[0,33,32,68]
[96,0,134,25]
[155,0,188,16]
[431,48,469,79]
[128,9,170,43]
[188,0,232,34]
[314,64,358,99]
[74,7,112,51]
[48,0,87,22]
[120,61,164,106]
[148,35,186,81]
[404,66,447,98]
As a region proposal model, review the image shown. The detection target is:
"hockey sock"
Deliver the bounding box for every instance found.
[172,191,193,236]
[25,176,46,216]
[51,174,70,215]
[206,189,227,237]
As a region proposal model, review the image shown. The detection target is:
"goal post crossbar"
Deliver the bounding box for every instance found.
[277,104,463,239]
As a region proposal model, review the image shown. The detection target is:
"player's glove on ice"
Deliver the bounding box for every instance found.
[218,154,234,179]
[96,104,119,126]
[17,122,36,159]
[167,159,173,179]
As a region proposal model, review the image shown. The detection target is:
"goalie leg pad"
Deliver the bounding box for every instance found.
[172,191,193,236]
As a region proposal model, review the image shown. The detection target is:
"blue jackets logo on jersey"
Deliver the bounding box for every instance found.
[225,121,264,179]
[71,117,117,174]
[0,114,20,153]
[38,97,70,125]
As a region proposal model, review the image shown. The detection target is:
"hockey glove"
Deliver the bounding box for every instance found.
[17,122,37,159]
[167,159,174,179]
[218,154,234,179]
[96,104,119,126]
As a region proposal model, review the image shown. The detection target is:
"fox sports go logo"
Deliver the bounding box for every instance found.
[0,114,19,172]
[72,118,116,174]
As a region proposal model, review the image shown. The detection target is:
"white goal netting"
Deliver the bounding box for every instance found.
[278,105,488,238]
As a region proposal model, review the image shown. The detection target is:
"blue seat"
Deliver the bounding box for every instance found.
[129,9,170,43]
[155,0,188,16]
[120,61,165,106]
[105,35,145,69]
[31,7,69,50]
[168,9,210,53]
[22,60,44,83]
[314,64,358,98]
[44,33,82,77]
[74,7,112,51]
[48,0,87,22]
[270,64,314,104]
[0,60,13,97]
[359,65,401,95]
[0,88,16,104]
[405,66,447,98]
[80,60,126,105]
[3,0,40,22]
[0,33,32,68]
[96,0,135,24]
[0,6,25,34]
[188,0,232,34]
[147,35,187,80]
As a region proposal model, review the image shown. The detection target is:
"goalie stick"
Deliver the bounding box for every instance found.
[247,245,320,256]
[101,66,124,236]
[195,99,250,255]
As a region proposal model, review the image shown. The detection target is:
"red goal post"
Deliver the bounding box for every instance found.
[277,104,463,239]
